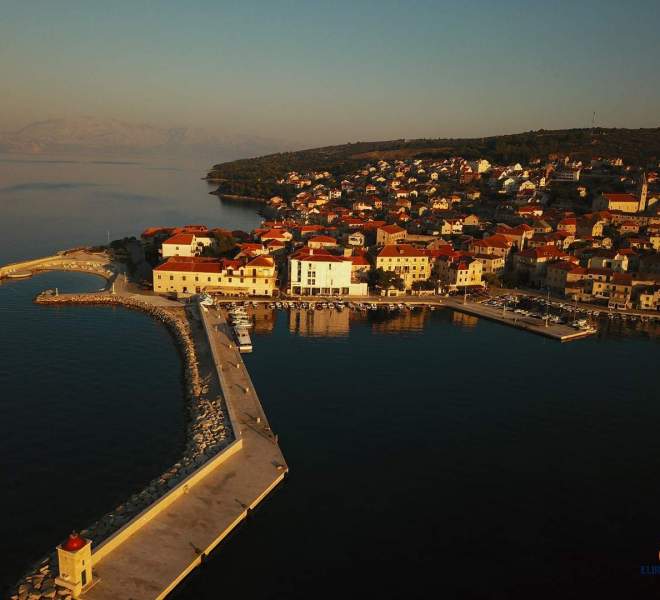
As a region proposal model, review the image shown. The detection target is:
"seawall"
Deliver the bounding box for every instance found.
[11,293,233,600]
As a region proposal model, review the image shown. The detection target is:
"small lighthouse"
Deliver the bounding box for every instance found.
[55,532,94,597]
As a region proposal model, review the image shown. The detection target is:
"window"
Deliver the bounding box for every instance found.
[157,274,161,279]
[169,275,174,281]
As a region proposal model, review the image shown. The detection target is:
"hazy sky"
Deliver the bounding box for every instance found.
[2,0,659,146]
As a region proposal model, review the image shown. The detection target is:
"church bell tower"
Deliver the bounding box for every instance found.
[638,171,648,212]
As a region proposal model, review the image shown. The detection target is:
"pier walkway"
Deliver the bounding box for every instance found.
[84,304,287,600]
[443,298,595,341]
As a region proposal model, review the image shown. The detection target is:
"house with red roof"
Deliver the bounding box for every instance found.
[435,253,484,290]
[161,233,197,258]
[375,244,431,290]
[588,250,629,273]
[259,229,292,243]
[494,223,535,249]
[593,192,641,214]
[153,255,277,297]
[468,234,512,258]
[308,235,339,249]
[513,246,570,285]
[376,224,406,246]
[557,217,577,234]
[546,261,587,295]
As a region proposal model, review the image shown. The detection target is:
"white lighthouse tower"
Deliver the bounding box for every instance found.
[55,532,95,597]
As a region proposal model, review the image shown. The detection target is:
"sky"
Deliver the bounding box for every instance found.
[2,0,660,147]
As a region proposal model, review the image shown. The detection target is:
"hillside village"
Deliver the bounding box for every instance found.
[142,154,660,311]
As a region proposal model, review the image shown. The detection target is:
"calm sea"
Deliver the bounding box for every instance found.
[1,156,659,598]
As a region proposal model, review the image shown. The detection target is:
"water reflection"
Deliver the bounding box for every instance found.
[369,308,427,334]
[288,308,350,337]
[246,306,659,340]
[451,311,479,329]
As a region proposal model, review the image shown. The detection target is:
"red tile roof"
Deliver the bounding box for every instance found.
[379,224,406,234]
[519,246,566,260]
[308,235,337,244]
[290,247,343,262]
[246,255,274,268]
[603,193,639,204]
[163,233,194,245]
[378,244,428,258]
[154,257,241,273]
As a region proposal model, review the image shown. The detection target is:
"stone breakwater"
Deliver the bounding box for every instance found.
[10,293,232,600]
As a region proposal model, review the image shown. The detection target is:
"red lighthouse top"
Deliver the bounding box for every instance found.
[62,532,86,552]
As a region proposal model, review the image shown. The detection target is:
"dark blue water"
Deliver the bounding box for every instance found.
[0,272,186,590]
[174,309,660,599]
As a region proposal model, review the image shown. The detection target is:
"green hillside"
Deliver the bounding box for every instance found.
[207,128,660,199]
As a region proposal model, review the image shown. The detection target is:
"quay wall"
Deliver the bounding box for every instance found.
[445,300,593,342]
[92,437,243,565]
[12,293,235,600]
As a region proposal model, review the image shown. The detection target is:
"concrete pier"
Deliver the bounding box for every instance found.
[444,298,596,341]
[82,304,287,600]
[0,250,114,281]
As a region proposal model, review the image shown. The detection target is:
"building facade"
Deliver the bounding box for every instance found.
[153,256,277,296]
[376,244,431,290]
[288,248,368,296]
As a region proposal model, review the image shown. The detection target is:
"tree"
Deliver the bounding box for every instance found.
[412,279,436,291]
[211,231,237,255]
[368,268,404,291]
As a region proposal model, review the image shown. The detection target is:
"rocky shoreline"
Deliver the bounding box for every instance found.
[11,293,232,600]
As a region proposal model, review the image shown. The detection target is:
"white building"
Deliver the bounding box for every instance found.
[161,233,215,258]
[288,248,368,296]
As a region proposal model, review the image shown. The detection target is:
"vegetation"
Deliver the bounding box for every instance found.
[412,279,437,291]
[368,268,404,291]
[206,128,660,199]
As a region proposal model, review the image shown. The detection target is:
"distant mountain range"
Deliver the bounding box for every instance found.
[0,116,293,160]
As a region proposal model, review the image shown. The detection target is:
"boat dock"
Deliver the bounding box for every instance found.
[84,303,287,600]
[444,298,596,341]
[210,297,600,341]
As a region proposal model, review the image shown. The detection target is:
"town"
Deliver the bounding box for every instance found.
[135,153,658,313]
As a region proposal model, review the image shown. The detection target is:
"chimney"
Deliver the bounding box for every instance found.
[309,248,314,256]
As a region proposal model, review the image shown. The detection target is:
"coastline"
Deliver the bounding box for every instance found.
[11,293,232,600]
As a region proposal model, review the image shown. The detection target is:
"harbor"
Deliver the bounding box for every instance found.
[201,296,605,342]
[10,287,287,600]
